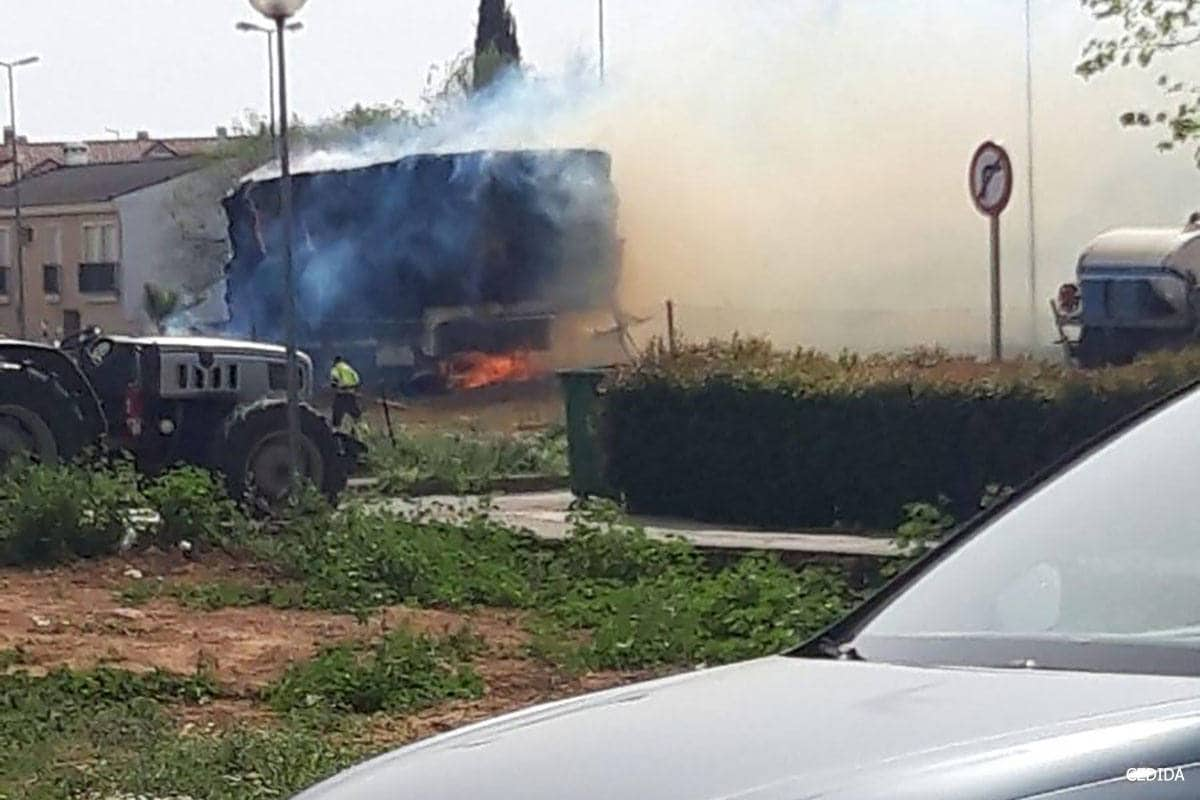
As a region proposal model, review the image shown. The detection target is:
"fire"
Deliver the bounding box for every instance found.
[444,350,539,391]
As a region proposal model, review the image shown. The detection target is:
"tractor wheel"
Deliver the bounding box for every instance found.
[0,362,94,467]
[221,399,349,505]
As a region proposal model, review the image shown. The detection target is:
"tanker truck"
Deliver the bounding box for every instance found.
[221,148,623,390]
[1052,216,1200,367]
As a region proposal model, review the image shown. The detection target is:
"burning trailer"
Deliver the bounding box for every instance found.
[222,148,623,390]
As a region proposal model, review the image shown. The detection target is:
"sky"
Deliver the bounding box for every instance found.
[6,0,1200,354]
[2,0,610,140]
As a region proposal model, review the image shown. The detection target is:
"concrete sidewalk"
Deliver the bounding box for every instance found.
[375,490,898,558]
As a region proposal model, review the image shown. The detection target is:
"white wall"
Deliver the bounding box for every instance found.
[115,166,232,332]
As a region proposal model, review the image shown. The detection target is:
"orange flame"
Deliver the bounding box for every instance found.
[444,350,539,391]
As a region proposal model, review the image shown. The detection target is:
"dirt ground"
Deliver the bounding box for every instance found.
[0,552,646,745]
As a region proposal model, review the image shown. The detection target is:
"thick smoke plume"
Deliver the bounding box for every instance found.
[247,0,1200,356]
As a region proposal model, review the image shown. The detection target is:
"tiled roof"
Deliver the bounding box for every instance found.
[0,157,205,208]
[0,134,232,185]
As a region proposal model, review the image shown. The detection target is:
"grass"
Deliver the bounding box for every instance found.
[365,425,568,494]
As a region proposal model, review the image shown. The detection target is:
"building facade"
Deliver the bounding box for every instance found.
[0,157,231,340]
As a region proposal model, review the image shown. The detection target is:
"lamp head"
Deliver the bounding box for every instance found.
[249,0,308,20]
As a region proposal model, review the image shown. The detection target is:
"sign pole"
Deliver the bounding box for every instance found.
[990,214,1002,362]
[969,141,1013,363]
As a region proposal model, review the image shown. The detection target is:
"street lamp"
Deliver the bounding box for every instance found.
[236,19,303,155]
[598,0,605,83]
[1,55,40,341]
[248,0,306,492]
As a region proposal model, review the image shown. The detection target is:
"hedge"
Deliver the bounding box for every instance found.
[599,339,1200,529]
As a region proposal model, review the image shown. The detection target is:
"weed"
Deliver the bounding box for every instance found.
[0,647,28,670]
[265,628,484,714]
[118,579,304,611]
[251,501,543,614]
[367,426,567,494]
[0,665,355,800]
[142,466,249,550]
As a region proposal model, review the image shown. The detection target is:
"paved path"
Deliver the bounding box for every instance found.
[374,490,897,558]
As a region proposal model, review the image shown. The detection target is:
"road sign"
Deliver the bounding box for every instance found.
[969,141,1013,218]
[969,141,1013,362]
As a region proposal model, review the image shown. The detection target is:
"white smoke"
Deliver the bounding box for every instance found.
[251,0,1200,356]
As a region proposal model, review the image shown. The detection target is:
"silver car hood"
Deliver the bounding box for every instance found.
[295,656,1200,800]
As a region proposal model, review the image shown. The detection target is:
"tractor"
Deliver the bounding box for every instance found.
[0,331,363,502]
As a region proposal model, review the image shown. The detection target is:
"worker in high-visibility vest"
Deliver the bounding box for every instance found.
[329,355,362,431]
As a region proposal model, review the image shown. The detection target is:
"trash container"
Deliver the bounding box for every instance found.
[558,368,614,498]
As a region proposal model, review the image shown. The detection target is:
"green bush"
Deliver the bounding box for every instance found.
[0,460,143,565]
[264,628,483,714]
[142,466,248,549]
[600,338,1200,527]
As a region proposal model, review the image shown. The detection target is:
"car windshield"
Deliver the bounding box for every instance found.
[850,385,1200,676]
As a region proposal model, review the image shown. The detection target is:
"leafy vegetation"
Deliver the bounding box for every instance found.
[242,496,857,670]
[1078,0,1200,159]
[600,337,1200,528]
[366,425,567,494]
[0,460,252,567]
[0,459,143,566]
[265,628,483,714]
[244,493,543,614]
[141,466,248,551]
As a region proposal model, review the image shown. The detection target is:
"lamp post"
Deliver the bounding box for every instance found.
[236,19,303,158]
[248,0,306,492]
[1,56,39,341]
[1024,0,1038,351]
[598,0,606,83]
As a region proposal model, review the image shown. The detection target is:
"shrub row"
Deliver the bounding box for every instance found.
[599,339,1200,528]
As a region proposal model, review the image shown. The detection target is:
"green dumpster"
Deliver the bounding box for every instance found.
[558,368,614,498]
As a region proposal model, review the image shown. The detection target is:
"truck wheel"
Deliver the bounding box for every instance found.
[222,400,349,504]
[0,363,93,467]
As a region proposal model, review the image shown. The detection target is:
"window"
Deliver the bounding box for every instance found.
[0,227,10,269]
[44,226,62,296]
[78,263,117,294]
[82,222,118,263]
[43,264,61,295]
[0,267,7,297]
[46,226,61,265]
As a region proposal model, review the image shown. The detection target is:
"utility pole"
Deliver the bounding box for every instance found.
[249,0,306,491]
[598,0,606,83]
[1,57,39,341]
[276,15,300,491]
[1024,0,1038,351]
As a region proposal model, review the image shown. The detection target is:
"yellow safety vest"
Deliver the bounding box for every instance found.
[331,361,361,391]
